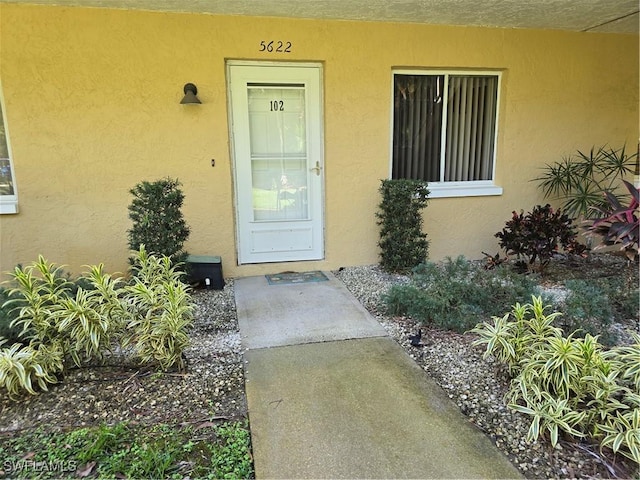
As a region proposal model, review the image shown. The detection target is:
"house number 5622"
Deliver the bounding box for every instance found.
[259,40,292,53]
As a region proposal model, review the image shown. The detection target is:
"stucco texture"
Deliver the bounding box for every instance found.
[0,4,638,278]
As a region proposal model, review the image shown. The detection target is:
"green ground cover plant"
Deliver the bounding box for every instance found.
[383,255,638,344]
[561,279,615,345]
[0,421,253,479]
[558,266,637,346]
[471,297,640,465]
[383,256,541,332]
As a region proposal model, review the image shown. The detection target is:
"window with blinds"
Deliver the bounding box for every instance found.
[0,85,18,214]
[392,71,500,193]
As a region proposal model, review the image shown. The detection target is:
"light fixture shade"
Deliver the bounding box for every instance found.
[180,83,201,104]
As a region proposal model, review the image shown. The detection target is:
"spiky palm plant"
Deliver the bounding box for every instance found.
[535,145,637,220]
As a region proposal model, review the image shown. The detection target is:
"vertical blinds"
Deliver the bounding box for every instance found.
[445,76,498,181]
[393,75,443,181]
[392,73,498,183]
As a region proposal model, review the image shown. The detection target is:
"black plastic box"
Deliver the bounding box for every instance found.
[186,255,225,290]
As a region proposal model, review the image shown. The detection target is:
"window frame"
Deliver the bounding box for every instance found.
[389,69,503,198]
[0,82,18,214]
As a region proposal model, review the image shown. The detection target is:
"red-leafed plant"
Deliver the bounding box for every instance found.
[495,204,588,273]
[587,180,639,261]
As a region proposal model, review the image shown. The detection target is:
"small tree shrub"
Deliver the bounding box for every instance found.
[128,178,190,267]
[535,144,637,220]
[471,298,640,465]
[495,204,587,273]
[376,179,429,273]
[383,256,541,332]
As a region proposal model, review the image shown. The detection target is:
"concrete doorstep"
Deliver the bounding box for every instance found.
[235,272,522,479]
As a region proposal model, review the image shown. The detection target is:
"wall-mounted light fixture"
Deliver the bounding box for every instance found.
[180,83,201,104]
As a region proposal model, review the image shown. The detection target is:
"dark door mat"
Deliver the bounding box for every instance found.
[266,271,329,285]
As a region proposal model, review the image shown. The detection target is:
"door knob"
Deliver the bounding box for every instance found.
[310,161,322,176]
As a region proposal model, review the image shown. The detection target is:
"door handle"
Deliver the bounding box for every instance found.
[310,161,322,176]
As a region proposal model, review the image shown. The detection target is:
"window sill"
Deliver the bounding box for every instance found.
[0,199,19,214]
[427,182,503,198]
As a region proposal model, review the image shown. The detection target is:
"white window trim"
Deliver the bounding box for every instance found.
[0,197,18,214]
[427,181,502,198]
[389,68,503,198]
[0,82,18,214]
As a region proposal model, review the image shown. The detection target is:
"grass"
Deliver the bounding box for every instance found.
[0,421,253,479]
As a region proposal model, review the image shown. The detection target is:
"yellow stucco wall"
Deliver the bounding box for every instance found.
[0,4,638,278]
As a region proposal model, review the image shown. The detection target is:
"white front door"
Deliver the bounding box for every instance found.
[228,63,324,264]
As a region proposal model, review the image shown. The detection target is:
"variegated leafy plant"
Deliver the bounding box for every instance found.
[0,246,194,398]
[472,298,640,464]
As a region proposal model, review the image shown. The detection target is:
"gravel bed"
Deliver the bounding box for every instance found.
[334,264,639,480]
[1,261,638,479]
[0,279,247,435]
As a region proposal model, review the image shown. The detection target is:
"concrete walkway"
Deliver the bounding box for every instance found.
[235,271,522,479]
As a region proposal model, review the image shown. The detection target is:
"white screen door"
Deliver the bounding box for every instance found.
[228,63,324,264]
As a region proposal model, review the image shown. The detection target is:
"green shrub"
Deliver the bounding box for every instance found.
[383,256,541,332]
[471,299,640,464]
[558,277,639,346]
[127,177,190,267]
[53,265,126,366]
[607,271,640,320]
[0,259,121,397]
[376,179,429,273]
[495,204,587,273]
[561,279,614,344]
[0,266,97,344]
